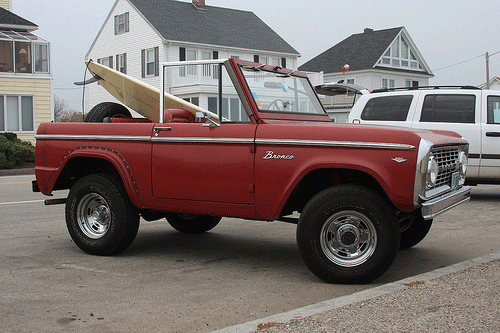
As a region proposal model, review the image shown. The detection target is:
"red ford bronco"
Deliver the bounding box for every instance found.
[33,59,470,283]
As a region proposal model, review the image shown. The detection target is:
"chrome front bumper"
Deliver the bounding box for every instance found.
[420,186,471,220]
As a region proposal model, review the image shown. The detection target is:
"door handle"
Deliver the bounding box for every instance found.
[154,127,172,136]
[485,132,500,137]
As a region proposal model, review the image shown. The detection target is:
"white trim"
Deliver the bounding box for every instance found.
[163,39,300,57]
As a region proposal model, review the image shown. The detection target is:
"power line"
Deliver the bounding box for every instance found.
[432,50,500,73]
[432,54,485,72]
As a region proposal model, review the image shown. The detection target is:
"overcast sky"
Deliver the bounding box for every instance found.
[11,0,500,112]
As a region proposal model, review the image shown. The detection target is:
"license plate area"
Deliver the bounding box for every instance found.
[451,172,460,189]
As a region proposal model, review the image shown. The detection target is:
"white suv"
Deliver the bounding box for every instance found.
[347,86,500,185]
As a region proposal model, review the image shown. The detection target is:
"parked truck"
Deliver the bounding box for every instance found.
[33,59,470,283]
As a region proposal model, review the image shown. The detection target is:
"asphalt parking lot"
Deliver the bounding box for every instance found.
[1,174,499,332]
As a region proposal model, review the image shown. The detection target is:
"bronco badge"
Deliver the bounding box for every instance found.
[263,151,295,160]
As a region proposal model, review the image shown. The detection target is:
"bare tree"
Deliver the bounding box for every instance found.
[54,95,83,122]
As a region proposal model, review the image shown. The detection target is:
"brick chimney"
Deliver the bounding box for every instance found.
[192,0,205,9]
[364,28,374,33]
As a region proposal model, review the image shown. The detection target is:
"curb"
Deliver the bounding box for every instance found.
[210,250,500,333]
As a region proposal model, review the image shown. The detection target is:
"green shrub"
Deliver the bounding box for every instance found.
[0,133,35,169]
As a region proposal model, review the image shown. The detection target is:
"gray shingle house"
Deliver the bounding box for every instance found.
[299,27,433,122]
[86,0,300,117]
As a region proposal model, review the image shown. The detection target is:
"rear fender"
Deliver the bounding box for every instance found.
[45,146,145,209]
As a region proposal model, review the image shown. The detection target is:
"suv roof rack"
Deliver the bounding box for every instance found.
[371,85,481,94]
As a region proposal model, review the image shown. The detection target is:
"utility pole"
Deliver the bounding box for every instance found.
[486,52,490,89]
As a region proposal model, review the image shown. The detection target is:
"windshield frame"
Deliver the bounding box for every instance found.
[234,60,330,122]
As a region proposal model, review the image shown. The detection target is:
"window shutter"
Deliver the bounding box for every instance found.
[281,58,286,68]
[114,15,118,35]
[123,53,127,74]
[141,49,145,78]
[212,51,218,59]
[97,58,101,64]
[154,47,159,76]
[116,55,119,71]
[109,56,113,69]
[254,55,259,63]
[179,47,186,61]
[125,12,129,32]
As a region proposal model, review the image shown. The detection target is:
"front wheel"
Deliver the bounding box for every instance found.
[165,213,221,234]
[65,173,139,255]
[398,211,433,250]
[297,185,400,284]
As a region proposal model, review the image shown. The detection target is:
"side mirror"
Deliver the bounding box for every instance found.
[196,112,220,127]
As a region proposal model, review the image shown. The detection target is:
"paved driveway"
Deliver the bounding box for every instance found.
[1,175,499,332]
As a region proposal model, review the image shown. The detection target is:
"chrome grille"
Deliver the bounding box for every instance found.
[432,146,460,188]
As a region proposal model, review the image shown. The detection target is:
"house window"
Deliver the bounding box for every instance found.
[382,78,395,89]
[116,53,126,74]
[114,12,129,35]
[34,43,49,73]
[183,97,199,106]
[141,47,159,77]
[381,35,421,70]
[186,49,197,75]
[347,78,355,84]
[15,41,31,73]
[272,58,280,67]
[0,95,34,132]
[0,40,13,72]
[98,56,113,68]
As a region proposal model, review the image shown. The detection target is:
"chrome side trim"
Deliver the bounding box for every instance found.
[151,137,254,144]
[256,139,415,150]
[35,134,151,142]
[36,134,416,149]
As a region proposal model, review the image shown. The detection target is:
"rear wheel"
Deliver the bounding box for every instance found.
[165,213,222,234]
[84,102,131,122]
[297,184,400,284]
[65,173,139,255]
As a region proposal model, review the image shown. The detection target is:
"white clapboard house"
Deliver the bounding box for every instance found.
[86,0,300,119]
[299,27,434,122]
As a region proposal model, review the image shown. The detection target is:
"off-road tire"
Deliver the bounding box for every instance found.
[399,211,433,250]
[297,184,400,284]
[65,173,139,255]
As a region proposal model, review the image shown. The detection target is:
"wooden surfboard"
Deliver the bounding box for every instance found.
[86,61,219,122]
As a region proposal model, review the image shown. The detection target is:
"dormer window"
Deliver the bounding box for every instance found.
[380,35,421,70]
[114,12,129,35]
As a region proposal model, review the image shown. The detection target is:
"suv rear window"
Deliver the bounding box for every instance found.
[361,95,413,121]
[420,95,475,123]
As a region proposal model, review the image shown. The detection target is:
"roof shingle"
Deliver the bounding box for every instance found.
[299,27,403,73]
[0,7,37,30]
[129,0,299,55]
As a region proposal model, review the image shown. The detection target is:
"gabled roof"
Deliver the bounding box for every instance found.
[128,0,299,55]
[0,7,38,31]
[299,27,432,76]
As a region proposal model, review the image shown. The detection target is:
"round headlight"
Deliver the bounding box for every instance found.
[459,151,467,177]
[427,156,439,187]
